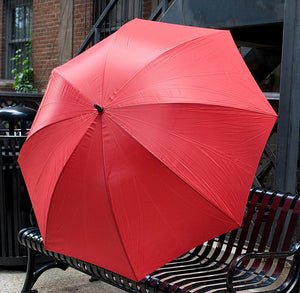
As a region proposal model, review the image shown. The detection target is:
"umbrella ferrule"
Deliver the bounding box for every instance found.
[94,104,103,113]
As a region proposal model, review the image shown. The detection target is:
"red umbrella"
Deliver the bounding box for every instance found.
[18,19,277,281]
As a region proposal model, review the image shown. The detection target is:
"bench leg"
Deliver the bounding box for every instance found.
[89,276,101,282]
[21,248,69,293]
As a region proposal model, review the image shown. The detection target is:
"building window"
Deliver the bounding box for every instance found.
[5,0,33,79]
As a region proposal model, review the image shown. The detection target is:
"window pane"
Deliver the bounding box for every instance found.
[12,5,32,41]
[6,0,33,79]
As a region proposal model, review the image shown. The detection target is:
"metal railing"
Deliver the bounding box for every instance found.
[0,91,40,265]
[0,135,31,265]
[76,0,173,56]
[0,91,43,110]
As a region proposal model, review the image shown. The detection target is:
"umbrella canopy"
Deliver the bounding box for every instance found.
[18,19,277,281]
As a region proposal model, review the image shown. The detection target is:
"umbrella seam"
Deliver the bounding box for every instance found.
[42,114,98,245]
[105,30,229,108]
[35,113,137,280]
[26,68,97,141]
[53,69,98,107]
[101,32,117,106]
[107,102,277,118]
[104,114,240,227]
[28,70,93,136]
[105,104,276,173]
[24,112,96,145]
[100,115,138,281]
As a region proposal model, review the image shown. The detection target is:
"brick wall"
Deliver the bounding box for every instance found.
[73,0,94,57]
[32,0,60,91]
[0,1,6,79]
[32,0,94,92]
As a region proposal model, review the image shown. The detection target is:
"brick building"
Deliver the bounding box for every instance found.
[32,0,96,91]
[0,0,157,92]
[0,0,95,92]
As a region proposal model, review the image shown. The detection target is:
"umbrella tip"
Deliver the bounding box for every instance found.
[94,104,103,113]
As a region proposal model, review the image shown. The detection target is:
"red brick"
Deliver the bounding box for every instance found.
[31,0,94,91]
[0,1,6,78]
[1,1,153,91]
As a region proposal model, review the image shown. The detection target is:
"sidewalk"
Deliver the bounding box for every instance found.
[0,266,123,293]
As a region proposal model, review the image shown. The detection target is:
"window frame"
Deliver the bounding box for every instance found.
[5,0,33,79]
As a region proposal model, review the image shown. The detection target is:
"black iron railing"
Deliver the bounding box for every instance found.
[76,0,173,56]
[0,91,43,110]
[0,91,41,265]
[0,135,31,265]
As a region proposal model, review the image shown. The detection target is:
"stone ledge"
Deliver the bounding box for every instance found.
[0,80,14,92]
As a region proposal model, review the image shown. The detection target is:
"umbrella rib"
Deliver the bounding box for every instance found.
[108,108,246,169]
[108,101,277,119]
[25,112,96,144]
[36,113,137,280]
[106,31,227,108]
[52,69,98,107]
[106,102,276,172]
[27,68,99,141]
[104,114,240,226]
[100,117,138,281]
[101,32,116,106]
[38,114,97,242]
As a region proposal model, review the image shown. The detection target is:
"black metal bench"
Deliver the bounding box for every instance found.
[18,189,300,293]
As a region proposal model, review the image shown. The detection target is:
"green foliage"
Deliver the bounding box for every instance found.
[11,38,38,93]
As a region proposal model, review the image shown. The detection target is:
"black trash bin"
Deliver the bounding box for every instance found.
[0,105,36,266]
[0,105,36,135]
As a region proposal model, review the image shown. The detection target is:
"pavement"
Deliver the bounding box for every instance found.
[0,266,123,293]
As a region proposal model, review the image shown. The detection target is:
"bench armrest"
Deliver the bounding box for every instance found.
[226,242,300,293]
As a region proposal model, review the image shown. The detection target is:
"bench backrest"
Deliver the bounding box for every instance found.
[241,189,299,252]
[192,189,300,266]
